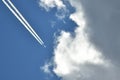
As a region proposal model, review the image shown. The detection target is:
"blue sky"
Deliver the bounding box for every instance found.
[0,0,75,80]
[1,0,120,80]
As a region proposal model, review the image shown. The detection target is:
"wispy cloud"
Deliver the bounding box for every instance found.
[39,0,65,11]
[2,0,45,46]
[39,0,69,19]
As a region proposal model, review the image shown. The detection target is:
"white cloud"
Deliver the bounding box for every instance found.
[41,62,52,74]
[39,0,69,19]
[52,0,111,79]
[39,0,65,11]
[41,0,120,80]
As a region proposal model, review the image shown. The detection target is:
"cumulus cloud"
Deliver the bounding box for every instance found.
[39,0,69,19]
[39,0,65,11]
[79,0,120,66]
[40,0,120,80]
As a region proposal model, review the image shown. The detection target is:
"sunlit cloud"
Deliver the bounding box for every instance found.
[40,0,120,80]
[39,0,69,19]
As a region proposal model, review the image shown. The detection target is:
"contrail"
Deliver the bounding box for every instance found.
[2,0,45,47]
[7,0,44,46]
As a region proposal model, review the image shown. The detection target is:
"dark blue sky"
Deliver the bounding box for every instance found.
[0,0,76,80]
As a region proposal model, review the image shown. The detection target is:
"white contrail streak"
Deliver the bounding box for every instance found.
[2,0,45,47]
[7,0,44,45]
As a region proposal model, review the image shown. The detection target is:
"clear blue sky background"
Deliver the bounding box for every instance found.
[0,0,76,80]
